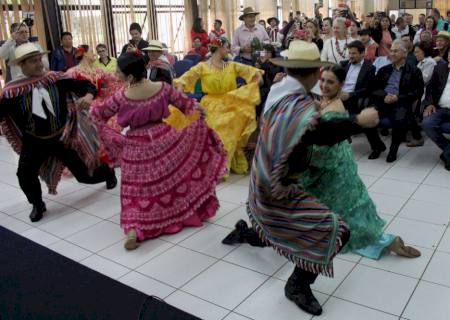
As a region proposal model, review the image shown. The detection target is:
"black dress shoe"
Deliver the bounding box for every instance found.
[441,154,450,171]
[386,151,397,163]
[368,150,382,160]
[29,202,47,222]
[285,278,322,315]
[222,220,248,245]
[106,172,117,190]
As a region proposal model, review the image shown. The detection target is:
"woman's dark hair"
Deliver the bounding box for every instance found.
[379,15,392,31]
[117,52,147,81]
[129,22,142,34]
[322,65,347,84]
[414,42,434,57]
[10,22,20,34]
[347,40,365,53]
[192,17,205,33]
[263,44,276,57]
[214,19,222,26]
[323,17,333,26]
[209,38,229,54]
[426,15,438,29]
[75,44,89,61]
[352,20,361,29]
[359,29,371,37]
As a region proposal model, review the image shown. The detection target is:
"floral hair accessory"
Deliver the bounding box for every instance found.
[134,48,142,56]
[76,46,86,56]
[210,37,226,48]
[345,19,352,28]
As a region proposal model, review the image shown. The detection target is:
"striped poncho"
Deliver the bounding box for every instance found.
[247,93,348,277]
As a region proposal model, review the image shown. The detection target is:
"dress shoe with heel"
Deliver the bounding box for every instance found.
[106,170,117,190]
[368,144,387,160]
[29,202,47,222]
[285,271,322,315]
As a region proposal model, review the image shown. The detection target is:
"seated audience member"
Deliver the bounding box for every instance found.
[94,44,117,73]
[209,19,227,40]
[414,42,436,99]
[120,23,150,55]
[191,17,209,49]
[188,37,209,59]
[373,54,392,74]
[359,29,378,62]
[305,19,324,51]
[366,40,424,162]
[162,43,177,65]
[50,31,77,72]
[267,17,280,44]
[349,20,361,39]
[401,34,418,66]
[143,40,173,84]
[422,50,450,170]
[404,13,417,38]
[434,30,450,63]
[340,40,376,115]
[413,16,437,44]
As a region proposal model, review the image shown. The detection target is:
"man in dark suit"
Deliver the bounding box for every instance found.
[366,39,424,162]
[340,40,376,115]
[422,51,450,170]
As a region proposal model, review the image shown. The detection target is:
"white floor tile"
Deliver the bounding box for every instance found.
[360,246,434,279]
[423,166,450,189]
[43,181,86,200]
[48,240,92,262]
[99,238,173,269]
[215,206,249,229]
[119,271,175,298]
[108,214,120,225]
[217,185,250,205]
[179,224,237,259]
[369,192,408,215]
[359,174,378,188]
[165,291,229,320]
[412,185,450,206]
[66,221,124,252]
[55,187,111,209]
[0,216,33,233]
[80,254,130,280]
[39,211,102,238]
[422,251,450,287]
[136,246,217,288]
[13,201,76,226]
[334,265,418,316]
[398,199,450,225]
[274,258,356,295]
[437,228,450,254]
[223,245,288,276]
[223,313,252,320]
[207,200,240,223]
[319,297,398,320]
[182,261,268,310]
[0,183,25,204]
[159,224,207,244]
[0,194,30,215]
[395,150,439,168]
[385,217,446,249]
[369,178,419,199]
[357,161,391,177]
[403,281,450,320]
[383,165,431,184]
[20,228,60,246]
[79,195,121,219]
[236,278,327,320]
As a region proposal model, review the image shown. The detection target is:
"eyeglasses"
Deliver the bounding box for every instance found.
[97,50,106,53]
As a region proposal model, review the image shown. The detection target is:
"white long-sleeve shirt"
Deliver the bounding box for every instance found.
[321,37,355,64]
[0,39,49,82]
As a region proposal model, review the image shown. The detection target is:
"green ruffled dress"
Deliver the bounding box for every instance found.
[302,111,395,259]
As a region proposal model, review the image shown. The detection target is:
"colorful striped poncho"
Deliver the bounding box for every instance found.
[0,72,101,194]
[247,93,348,277]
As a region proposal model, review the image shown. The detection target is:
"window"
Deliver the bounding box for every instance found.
[154,0,185,56]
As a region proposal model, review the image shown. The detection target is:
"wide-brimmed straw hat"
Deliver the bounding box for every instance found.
[239,7,260,21]
[434,30,450,41]
[11,42,49,64]
[143,40,163,51]
[271,40,334,68]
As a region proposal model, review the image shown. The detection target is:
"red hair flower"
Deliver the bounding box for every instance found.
[76,46,86,56]
[345,19,352,28]
[134,48,142,56]
[210,37,224,48]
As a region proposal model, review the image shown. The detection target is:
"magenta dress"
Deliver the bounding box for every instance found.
[91,82,228,240]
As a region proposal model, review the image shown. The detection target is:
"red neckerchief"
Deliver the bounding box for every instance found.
[211,28,225,37]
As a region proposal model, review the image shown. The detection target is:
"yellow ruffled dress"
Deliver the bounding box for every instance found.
[165,61,263,175]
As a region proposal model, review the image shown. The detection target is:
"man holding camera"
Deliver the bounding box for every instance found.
[0,22,48,82]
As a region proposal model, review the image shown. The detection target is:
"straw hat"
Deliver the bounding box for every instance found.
[143,40,163,51]
[11,42,49,64]
[434,30,450,42]
[239,7,260,21]
[271,40,334,68]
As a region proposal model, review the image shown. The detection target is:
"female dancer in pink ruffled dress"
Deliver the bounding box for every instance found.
[91,52,227,250]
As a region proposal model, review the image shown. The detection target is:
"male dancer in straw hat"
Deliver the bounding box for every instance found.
[223,40,379,316]
[0,43,116,222]
[231,7,270,64]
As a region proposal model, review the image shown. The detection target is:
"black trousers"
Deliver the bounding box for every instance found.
[17,136,114,206]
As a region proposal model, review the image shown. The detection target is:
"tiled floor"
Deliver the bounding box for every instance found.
[1,135,450,320]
